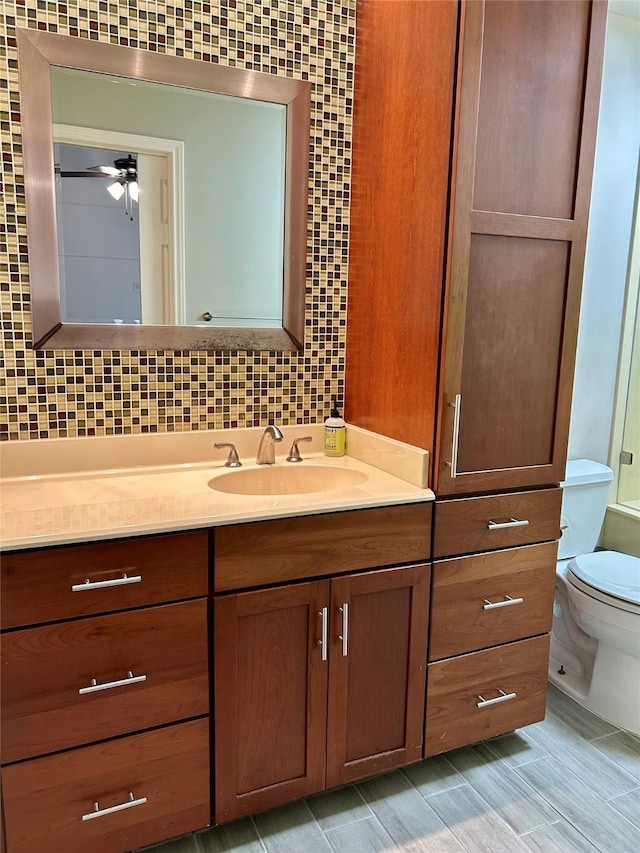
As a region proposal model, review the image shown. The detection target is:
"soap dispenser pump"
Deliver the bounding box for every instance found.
[324,397,346,457]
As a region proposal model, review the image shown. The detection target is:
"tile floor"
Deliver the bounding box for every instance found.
[145,684,640,853]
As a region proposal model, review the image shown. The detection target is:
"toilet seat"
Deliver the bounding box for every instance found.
[568,551,640,613]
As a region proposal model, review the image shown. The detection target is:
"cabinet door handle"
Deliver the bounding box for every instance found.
[476,689,517,709]
[445,393,461,478]
[318,607,328,661]
[338,603,349,656]
[487,518,530,530]
[82,791,147,822]
[79,671,147,695]
[483,595,524,611]
[72,572,142,592]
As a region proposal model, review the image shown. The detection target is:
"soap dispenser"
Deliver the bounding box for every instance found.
[324,397,346,457]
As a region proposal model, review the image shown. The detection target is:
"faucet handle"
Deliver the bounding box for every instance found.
[286,435,313,463]
[215,442,242,468]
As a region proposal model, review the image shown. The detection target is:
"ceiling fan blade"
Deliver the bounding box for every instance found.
[87,165,122,176]
[59,170,111,178]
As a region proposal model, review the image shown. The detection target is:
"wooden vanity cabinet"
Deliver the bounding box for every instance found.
[0,530,210,853]
[213,505,432,824]
[425,492,561,756]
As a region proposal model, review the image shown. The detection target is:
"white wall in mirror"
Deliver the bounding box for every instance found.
[51,67,287,328]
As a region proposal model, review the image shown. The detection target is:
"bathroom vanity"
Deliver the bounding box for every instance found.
[0,428,562,853]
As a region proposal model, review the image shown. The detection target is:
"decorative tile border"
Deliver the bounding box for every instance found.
[0,0,355,440]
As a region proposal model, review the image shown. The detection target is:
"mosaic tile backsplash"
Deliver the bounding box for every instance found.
[0,0,355,441]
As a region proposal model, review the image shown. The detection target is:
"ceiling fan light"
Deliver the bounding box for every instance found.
[129,180,139,202]
[107,181,125,200]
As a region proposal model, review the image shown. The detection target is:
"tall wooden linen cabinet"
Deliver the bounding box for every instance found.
[345,0,607,754]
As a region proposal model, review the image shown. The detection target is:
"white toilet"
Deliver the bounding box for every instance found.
[549,459,640,734]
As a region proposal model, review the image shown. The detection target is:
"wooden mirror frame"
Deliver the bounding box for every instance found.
[17,28,311,352]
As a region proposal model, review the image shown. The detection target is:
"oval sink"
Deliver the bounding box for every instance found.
[209,465,368,496]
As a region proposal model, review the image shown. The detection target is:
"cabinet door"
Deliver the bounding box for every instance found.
[214,581,329,823]
[435,0,607,495]
[326,564,430,787]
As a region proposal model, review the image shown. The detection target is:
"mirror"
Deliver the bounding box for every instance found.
[17,28,311,351]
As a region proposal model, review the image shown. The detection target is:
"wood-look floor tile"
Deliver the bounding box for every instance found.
[196,817,265,852]
[515,757,640,853]
[356,769,466,853]
[520,820,601,852]
[445,742,560,834]
[402,754,465,798]
[253,800,333,853]
[306,784,372,831]
[426,782,530,852]
[483,730,551,768]
[524,714,638,800]
[544,685,619,740]
[324,815,398,853]
[609,789,640,829]
[590,730,640,781]
[147,835,199,853]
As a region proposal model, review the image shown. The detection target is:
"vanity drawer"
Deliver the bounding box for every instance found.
[433,488,561,558]
[429,541,556,660]
[1,530,208,629]
[1,600,209,763]
[1,718,210,853]
[214,503,431,591]
[424,634,549,757]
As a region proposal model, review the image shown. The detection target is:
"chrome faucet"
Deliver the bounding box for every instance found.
[256,425,283,464]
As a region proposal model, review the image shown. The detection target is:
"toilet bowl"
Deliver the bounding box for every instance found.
[550,551,640,734]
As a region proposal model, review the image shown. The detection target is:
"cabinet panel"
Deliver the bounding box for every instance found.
[433,488,561,558]
[458,235,568,474]
[473,0,590,218]
[425,635,549,757]
[429,543,556,660]
[326,564,430,787]
[214,504,431,592]
[1,530,209,629]
[2,718,209,853]
[1,600,208,763]
[214,581,329,823]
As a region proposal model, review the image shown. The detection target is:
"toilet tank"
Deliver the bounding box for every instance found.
[558,459,614,560]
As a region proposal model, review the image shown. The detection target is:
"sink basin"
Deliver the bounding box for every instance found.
[209,465,368,496]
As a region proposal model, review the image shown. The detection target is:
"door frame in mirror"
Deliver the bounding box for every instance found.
[17,27,311,351]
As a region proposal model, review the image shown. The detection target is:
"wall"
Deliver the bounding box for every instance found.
[568,10,640,465]
[0,0,355,440]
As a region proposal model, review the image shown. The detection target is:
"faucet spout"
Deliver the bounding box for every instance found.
[256,425,283,465]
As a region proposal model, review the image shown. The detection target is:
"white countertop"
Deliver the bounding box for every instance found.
[0,425,434,550]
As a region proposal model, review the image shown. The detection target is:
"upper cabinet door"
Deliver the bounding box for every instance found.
[436,0,607,495]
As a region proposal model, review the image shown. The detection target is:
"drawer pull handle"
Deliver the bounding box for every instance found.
[72,572,142,592]
[477,689,517,709]
[445,393,461,478]
[318,607,328,661]
[82,791,147,822]
[79,671,147,695]
[338,602,349,657]
[487,518,530,530]
[483,595,524,611]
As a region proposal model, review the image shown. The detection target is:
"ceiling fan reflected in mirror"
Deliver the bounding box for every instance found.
[57,154,139,219]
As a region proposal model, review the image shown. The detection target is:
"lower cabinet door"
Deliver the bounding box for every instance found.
[1,718,210,853]
[214,581,329,823]
[326,564,430,787]
[424,634,550,757]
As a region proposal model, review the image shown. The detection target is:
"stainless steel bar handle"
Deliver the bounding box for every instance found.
[72,573,142,592]
[483,595,524,611]
[338,603,349,657]
[82,792,147,822]
[318,607,328,661]
[487,518,530,530]
[79,671,147,695]
[476,689,517,709]
[445,393,461,478]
